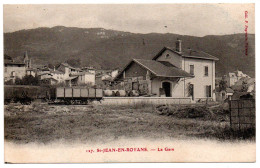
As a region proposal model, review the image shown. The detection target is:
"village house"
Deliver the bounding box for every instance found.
[50,69,65,83]
[111,69,119,78]
[37,67,58,85]
[37,65,66,84]
[56,63,82,78]
[37,63,96,86]
[81,66,96,75]
[70,71,95,86]
[224,70,250,87]
[26,68,36,77]
[101,69,119,81]
[94,68,120,88]
[40,76,58,85]
[231,77,255,93]
[4,52,33,82]
[4,55,26,82]
[37,67,51,77]
[56,63,95,86]
[100,69,120,86]
[114,39,219,102]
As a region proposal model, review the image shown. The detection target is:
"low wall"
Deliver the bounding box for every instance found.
[100,97,192,105]
[195,97,214,102]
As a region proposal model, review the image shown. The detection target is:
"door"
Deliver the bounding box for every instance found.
[132,82,139,90]
[189,84,194,100]
[162,82,171,97]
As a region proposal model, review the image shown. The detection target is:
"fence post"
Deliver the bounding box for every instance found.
[229,100,232,130]
[237,100,241,132]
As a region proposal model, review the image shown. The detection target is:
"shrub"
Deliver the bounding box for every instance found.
[11,75,40,86]
[4,79,14,85]
[156,105,213,119]
[22,75,40,85]
[15,77,23,85]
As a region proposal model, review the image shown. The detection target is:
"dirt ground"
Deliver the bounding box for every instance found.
[4,102,255,144]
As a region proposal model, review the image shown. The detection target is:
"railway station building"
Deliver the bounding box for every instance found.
[114,39,219,102]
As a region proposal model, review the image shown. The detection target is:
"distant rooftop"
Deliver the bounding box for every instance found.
[4,59,25,65]
[61,63,81,71]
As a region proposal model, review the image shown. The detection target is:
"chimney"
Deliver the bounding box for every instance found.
[175,39,182,52]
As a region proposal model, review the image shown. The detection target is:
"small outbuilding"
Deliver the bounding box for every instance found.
[215,87,234,102]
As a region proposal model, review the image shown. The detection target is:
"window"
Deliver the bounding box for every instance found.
[4,67,7,72]
[11,71,16,77]
[206,85,212,97]
[165,54,170,58]
[204,66,208,76]
[190,64,194,75]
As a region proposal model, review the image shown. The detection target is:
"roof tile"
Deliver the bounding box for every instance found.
[134,59,193,78]
[153,47,219,61]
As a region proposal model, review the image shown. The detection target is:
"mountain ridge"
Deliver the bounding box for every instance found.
[4,26,255,77]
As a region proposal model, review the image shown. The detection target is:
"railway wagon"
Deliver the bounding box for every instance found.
[4,85,50,104]
[52,87,103,104]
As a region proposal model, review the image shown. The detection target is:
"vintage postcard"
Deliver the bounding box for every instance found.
[3,3,255,163]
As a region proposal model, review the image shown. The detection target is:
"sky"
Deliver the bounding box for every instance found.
[3,3,255,36]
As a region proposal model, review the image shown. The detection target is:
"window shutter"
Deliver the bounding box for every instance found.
[206,85,212,97]
[209,85,211,97]
[205,66,208,76]
[206,85,209,97]
[190,65,194,75]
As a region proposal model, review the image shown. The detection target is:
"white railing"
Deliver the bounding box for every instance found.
[101,97,192,105]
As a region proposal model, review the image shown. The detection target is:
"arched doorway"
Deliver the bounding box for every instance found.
[162,82,171,97]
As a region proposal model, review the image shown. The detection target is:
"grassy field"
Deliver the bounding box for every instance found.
[4,103,254,144]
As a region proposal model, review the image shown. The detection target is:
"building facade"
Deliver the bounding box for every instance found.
[4,54,26,82]
[115,39,219,101]
[57,63,95,86]
[224,70,250,87]
[4,62,26,82]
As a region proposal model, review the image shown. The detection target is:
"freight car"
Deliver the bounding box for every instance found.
[4,85,50,105]
[4,85,104,105]
[49,87,103,105]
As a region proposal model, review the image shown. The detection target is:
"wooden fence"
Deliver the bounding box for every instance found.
[229,99,255,131]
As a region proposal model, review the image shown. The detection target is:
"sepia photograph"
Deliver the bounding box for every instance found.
[2,2,256,163]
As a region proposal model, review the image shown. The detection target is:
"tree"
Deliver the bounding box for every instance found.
[219,79,228,91]
[241,81,248,92]
[12,75,40,85]
[14,77,23,85]
[22,75,40,85]
[4,79,14,85]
